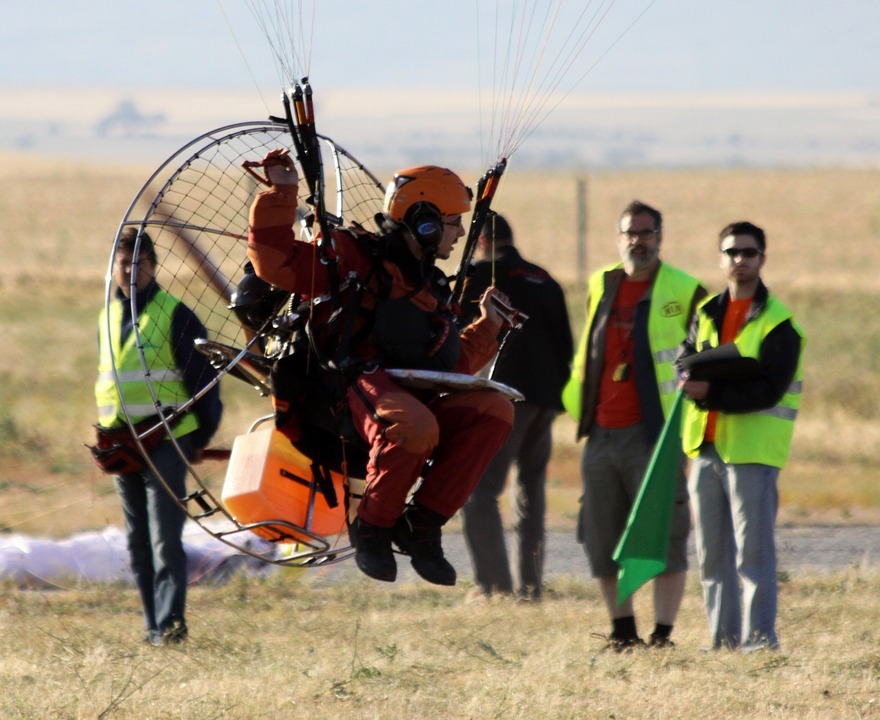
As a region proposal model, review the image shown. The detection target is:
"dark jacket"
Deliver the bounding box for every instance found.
[460,245,573,410]
[678,280,801,414]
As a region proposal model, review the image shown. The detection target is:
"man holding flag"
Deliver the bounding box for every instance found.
[563,200,706,651]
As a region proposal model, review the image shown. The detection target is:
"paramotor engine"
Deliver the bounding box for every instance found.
[104,117,386,567]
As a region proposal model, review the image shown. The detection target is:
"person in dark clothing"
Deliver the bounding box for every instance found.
[460,212,574,600]
[95,227,222,646]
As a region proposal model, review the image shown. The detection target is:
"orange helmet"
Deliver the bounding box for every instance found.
[383,165,473,224]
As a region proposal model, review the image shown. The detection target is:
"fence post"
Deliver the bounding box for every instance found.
[576,176,587,283]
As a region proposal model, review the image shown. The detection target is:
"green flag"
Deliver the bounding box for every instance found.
[612,389,685,605]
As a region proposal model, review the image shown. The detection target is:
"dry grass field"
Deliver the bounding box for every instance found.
[1,154,880,719]
[3,570,880,719]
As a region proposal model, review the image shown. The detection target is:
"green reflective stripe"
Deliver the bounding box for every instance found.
[119,369,183,383]
[759,405,799,421]
[120,402,164,416]
[654,348,679,363]
[144,369,183,381]
[658,379,679,395]
[98,403,188,424]
[98,369,183,384]
[758,380,804,421]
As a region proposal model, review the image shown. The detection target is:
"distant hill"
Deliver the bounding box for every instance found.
[1,87,878,170]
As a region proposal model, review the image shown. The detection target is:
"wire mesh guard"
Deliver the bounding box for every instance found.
[106,121,384,567]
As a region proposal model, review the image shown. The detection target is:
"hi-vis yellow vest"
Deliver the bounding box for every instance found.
[682,295,804,468]
[95,290,199,437]
[562,262,702,422]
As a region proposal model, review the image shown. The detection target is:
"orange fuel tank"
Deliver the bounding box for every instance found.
[221,428,349,543]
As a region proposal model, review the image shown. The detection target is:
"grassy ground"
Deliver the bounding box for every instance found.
[2,570,880,719]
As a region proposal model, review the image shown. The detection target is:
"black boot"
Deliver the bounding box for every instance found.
[349,517,397,582]
[393,504,456,586]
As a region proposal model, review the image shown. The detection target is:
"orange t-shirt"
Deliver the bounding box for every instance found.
[595,278,651,428]
[705,297,752,441]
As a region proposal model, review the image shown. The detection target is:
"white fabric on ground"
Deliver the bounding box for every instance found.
[0,522,278,588]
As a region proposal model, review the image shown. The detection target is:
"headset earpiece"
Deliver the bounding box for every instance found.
[405,202,443,248]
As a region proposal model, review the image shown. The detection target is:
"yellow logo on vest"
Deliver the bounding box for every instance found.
[661,301,682,318]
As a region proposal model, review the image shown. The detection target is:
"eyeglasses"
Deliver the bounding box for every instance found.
[722,247,762,259]
[621,229,659,241]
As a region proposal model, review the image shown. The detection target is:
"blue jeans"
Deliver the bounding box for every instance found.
[114,435,191,634]
[461,402,556,597]
[688,444,780,650]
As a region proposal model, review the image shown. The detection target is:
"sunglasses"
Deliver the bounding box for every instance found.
[722,247,762,259]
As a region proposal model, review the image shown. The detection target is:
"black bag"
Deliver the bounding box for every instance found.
[677,342,762,381]
[269,349,368,479]
[87,418,168,475]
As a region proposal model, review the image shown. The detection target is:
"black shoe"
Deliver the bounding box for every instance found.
[648,633,675,649]
[349,517,397,582]
[592,632,647,654]
[392,505,456,586]
[610,634,646,653]
[148,622,188,647]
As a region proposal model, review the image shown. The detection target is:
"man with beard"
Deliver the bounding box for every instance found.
[563,200,706,650]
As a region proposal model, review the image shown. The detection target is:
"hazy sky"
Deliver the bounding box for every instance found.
[3,1,878,169]
[4,0,879,95]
